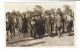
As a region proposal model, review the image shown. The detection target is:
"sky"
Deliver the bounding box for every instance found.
[5,2,76,13]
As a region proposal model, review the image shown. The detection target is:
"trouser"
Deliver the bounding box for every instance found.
[31,29,36,38]
[63,23,65,33]
[7,31,11,43]
[47,25,51,35]
[57,27,61,38]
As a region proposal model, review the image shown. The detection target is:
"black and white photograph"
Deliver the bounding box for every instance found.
[5,2,76,47]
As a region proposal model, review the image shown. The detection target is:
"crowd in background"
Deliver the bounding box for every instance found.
[6,5,74,42]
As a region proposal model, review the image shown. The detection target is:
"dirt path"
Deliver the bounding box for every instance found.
[6,33,74,47]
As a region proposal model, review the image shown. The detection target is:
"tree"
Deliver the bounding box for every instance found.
[63,5,73,14]
[50,8,55,14]
[44,10,51,16]
[33,5,44,16]
[56,8,62,14]
[33,5,43,12]
[27,10,33,17]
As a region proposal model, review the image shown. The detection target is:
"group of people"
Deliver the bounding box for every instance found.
[6,5,74,42]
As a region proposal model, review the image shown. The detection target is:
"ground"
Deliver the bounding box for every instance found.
[6,31,74,47]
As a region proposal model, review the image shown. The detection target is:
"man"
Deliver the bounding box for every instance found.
[50,13,55,36]
[66,13,73,36]
[56,13,62,38]
[30,16,36,38]
[36,17,45,38]
[45,15,52,36]
[22,14,28,37]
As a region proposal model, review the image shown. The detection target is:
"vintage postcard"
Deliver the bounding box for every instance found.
[5,2,76,47]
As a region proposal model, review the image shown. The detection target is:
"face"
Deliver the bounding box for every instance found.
[35,16,38,19]
[32,17,34,19]
[38,16,40,19]
[6,14,10,18]
[51,14,54,18]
